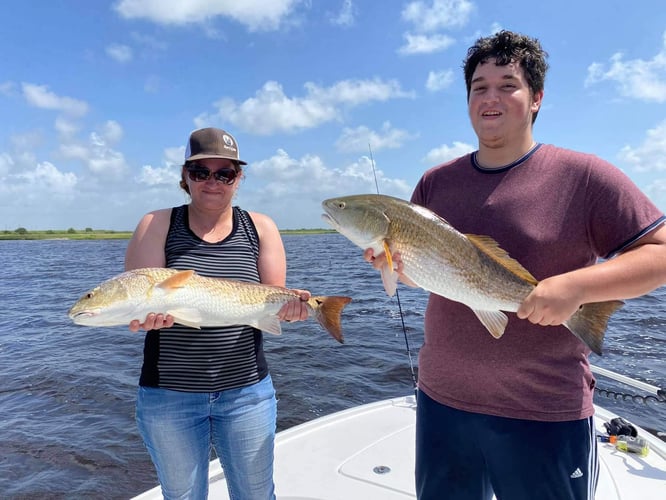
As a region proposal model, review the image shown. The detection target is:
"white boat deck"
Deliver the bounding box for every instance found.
[133,396,666,500]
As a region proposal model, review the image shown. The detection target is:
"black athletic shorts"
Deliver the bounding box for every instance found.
[415,390,598,500]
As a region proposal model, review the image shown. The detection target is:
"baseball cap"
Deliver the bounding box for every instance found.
[184,127,247,165]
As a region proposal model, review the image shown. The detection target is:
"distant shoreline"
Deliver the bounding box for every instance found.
[0,228,336,241]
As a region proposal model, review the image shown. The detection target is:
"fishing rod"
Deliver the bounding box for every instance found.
[591,364,666,403]
[368,144,418,393]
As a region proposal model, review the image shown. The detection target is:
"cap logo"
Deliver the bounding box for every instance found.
[184,127,246,164]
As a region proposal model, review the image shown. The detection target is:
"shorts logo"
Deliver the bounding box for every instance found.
[570,467,583,479]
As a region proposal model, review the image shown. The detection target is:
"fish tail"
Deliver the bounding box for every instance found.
[564,300,624,355]
[308,296,352,343]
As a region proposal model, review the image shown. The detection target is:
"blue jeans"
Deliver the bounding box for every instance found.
[136,375,277,500]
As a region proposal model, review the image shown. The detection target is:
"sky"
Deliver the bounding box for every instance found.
[2,0,666,231]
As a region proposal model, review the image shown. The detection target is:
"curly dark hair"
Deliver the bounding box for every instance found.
[463,30,549,121]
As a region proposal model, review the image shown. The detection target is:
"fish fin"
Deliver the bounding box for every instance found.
[466,235,538,286]
[157,270,196,291]
[563,300,624,355]
[379,240,399,296]
[383,240,393,271]
[308,296,352,343]
[253,317,283,336]
[472,309,508,339]
[166,308,203,329]
[380,265,399,297]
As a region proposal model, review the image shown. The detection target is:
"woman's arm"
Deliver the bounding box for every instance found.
[251,211,309,321]
[125,209,171,270]
[124,208,174,331]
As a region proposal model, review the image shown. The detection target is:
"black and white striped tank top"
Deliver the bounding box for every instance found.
[139,204,269,392]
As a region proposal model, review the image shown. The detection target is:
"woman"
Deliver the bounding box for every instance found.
[125,127,308,499]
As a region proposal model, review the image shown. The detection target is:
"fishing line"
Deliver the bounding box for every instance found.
[368,145,418,393]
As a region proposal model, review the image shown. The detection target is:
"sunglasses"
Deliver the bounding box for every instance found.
[186,164,238,185]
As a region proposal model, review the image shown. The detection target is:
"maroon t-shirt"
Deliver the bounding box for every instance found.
[412,143,664,421]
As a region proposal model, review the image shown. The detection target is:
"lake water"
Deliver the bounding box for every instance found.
[1,235,664,499]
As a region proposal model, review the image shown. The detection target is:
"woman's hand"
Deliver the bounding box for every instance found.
[278,289,311,322]
[129,313,175,332]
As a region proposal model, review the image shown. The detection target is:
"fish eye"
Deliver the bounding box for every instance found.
[337,202,346,209]
[86,292,94,299]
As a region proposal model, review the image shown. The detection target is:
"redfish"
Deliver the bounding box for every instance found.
[68,268,351,343]
[322,194,622,354]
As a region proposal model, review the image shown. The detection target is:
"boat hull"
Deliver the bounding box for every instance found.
[133,395,666,500]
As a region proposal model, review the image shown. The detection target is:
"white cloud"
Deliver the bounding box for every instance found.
[249,149,412,197]
[136,164,181,187]
[401,0,474,33]
[0,102,180,231]
[0,152,13,176]
[1,161,78,215]
[335,122,416,153]
[199,81,336,134]
[55,117,80,139]
[101,120,124,144]
[585,31,666,102]
[643,178,666,213]
[398,33,455,55]
[106,43,133,63]
[398,0,473,55]
[164,146,186,166]
[251,149,328,187]
[0,81,16,96]
[464,23,504,47]
[10,130,44,153]
[329,0,356,27]
[617,120,666,172]
[130,32,168,51]
[113,0,303,32]
[15,161,78,194]
[305,78,414,105]
[21,83,89,117]
[198,78,414,135]
[88,138,128,175]
[136,144,186,187]
[238,149,412,228]
[423,141,475,164]
[426,69,455,91]
[488,22,502,36]
[58,122,129,177]
[0,160,181,230]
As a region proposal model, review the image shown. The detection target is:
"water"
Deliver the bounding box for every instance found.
[1,235,664,499]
